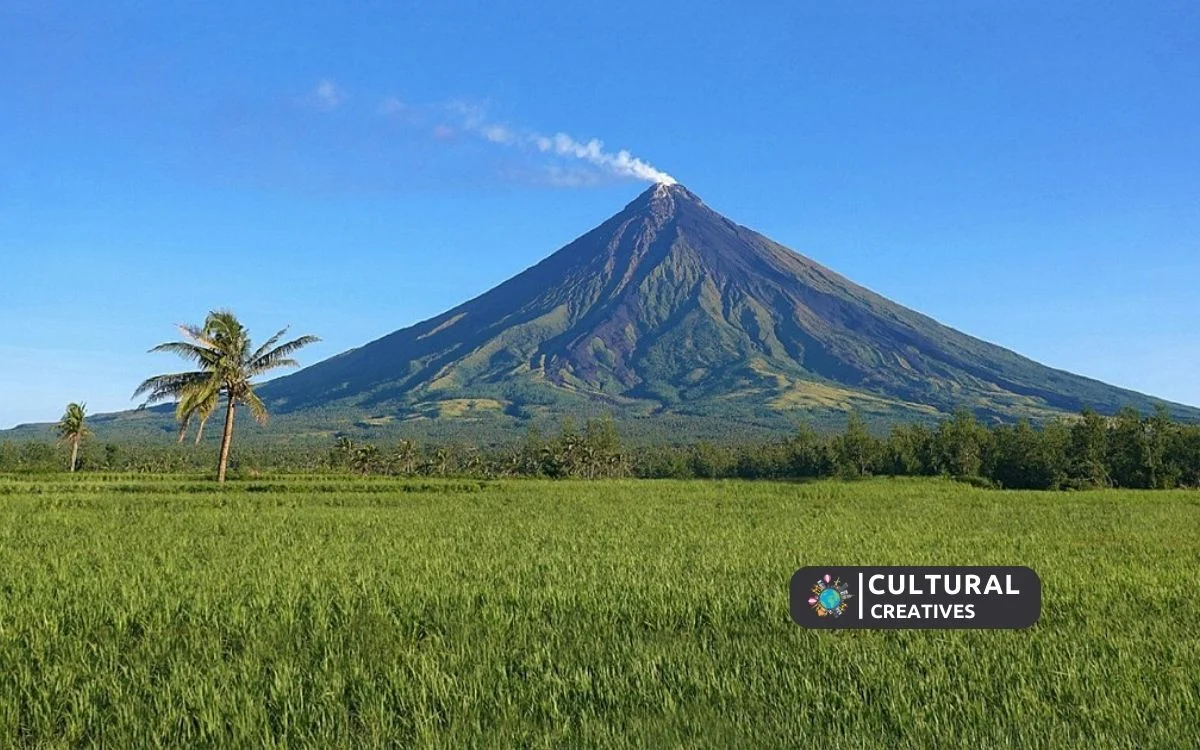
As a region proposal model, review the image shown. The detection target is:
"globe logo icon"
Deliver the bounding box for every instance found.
[819,587,842,610]
[809,574,852,618]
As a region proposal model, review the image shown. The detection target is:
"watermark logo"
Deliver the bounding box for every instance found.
[790,566,1041,630]
[809,574,852,618]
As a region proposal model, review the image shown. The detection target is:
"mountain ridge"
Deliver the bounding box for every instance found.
[256,182,1195,426]
[6,182,1197,440]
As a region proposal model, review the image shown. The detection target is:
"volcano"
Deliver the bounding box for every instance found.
[248,183,1194,434]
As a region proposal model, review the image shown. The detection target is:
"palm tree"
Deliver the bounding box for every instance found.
[393,438,418,475]
[134,310,319,483]
[351,444,381,475]
[331,436,355,469]
[56,402,90,472]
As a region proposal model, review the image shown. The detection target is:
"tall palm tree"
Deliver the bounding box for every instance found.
[134,310,319,483]
[56,402,90,472]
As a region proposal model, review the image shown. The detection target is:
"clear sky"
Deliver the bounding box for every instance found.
[2,1,1197,428]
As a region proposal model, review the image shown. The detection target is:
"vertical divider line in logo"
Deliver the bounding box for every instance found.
[858,572,864,619]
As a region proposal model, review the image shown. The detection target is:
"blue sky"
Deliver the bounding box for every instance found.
[2,1,1198,428]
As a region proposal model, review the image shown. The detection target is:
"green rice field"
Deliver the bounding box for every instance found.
[0,475,1196,748]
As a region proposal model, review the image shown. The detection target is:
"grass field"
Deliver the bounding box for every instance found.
[0,475,1197,748]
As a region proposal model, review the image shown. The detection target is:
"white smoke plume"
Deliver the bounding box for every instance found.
[434,101,676,185]
[532,133,676,185]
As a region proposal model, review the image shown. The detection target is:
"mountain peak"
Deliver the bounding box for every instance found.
[624,181,704,217]
[650,181,698,200]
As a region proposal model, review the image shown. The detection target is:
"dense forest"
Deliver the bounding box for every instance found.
[4,406,1199,491]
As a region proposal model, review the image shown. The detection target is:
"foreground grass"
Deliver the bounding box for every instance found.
[0,476,1197,748]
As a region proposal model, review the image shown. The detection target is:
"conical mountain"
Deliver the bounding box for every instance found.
[257,183,1196,432]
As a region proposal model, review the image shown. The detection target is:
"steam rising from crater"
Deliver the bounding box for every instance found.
[442,103,675,185]
[532,133,676,185]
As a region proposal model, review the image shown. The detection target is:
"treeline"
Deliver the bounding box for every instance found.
[0,440,330,476]
[4,407,1200,490]
[645,407,1200,490]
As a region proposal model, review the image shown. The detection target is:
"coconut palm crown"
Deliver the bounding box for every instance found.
[134,310,319,482]
[56,402,90,473]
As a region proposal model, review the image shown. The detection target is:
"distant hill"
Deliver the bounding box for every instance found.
[7,183,1197,442]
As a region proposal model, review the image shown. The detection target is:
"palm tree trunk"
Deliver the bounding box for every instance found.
[217,395,236,483]
[70,436,79,473]
[195,416,207,445]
